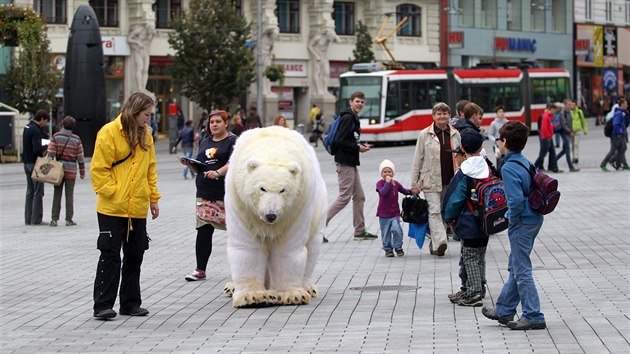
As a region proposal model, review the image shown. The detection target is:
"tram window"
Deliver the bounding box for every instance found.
[399,80,446,115]
[531,78,569,104]
[385,82,400,120]
[460,84,521,112]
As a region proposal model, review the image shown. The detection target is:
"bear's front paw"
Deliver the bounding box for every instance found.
[224,282,235,297]
[304,283,318,298]
[276,288,311,305]
[232,290,278,308]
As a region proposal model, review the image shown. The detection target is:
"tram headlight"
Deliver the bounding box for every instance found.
[370,119,377,125]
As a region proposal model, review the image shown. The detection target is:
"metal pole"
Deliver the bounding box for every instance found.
[256,0,264,124]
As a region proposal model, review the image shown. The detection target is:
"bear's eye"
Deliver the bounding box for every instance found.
[279,189,285,193]
[260,187,266,192]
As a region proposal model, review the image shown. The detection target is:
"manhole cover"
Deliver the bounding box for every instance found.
[349,285,420,292]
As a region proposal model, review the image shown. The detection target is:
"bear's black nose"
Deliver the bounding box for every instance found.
[265,213,277,222]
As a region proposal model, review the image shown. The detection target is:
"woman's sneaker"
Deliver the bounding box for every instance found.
[185,268,206,281]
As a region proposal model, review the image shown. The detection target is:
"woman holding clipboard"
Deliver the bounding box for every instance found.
[179,110,237,281]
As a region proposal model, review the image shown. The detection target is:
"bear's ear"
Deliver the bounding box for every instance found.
[246,159,259,171]
[288,162,301,176]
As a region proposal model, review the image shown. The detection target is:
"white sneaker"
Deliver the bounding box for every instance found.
[185,268,206,281]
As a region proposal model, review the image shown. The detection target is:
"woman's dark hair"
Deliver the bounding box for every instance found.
[499,121,529,152]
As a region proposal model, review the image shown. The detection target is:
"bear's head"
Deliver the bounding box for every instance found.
[244,158,303,225]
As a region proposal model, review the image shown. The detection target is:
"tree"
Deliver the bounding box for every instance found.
[1,4,60,114]
[351,21,375,64]
[168,0,254,110]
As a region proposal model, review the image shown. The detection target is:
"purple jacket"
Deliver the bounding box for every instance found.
[376,179,412,218]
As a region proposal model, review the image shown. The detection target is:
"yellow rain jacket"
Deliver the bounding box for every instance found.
[91,115,161,218]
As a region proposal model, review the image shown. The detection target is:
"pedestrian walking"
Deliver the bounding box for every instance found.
[90,92,161,319]
[569,98,588,165]
[600,98,629,171]
[376,159,411,257]
[534,103,561,173]
[23,110,50,225]
[410,102,461,256]
[47,116,85,226]
[555,100,580,172]
[482,121,547,330]
[325,91,377,243]
[176,120,196,179]
[179,110,237,281]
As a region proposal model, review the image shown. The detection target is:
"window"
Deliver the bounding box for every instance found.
[277,0,300,33]
[89,0,118,27]
[396,4,421,37]
[531,2,545,32]
[35,0,66,24]
[386,80,446,119]
[459,84,521,113]
[551,0,565,33]
[626,0,630,23]
[155,0,181,29]
[507,0,522,31]
[605,0,613,22]
[338,76,382,120]
[235,0,242,16]
[585,0,592,20]
[459,1,474,27]
[333,2,354,35]
[531,78,569,104]
[481,0,497,29]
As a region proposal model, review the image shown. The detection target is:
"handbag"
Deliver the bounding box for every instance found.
[31,156,64,185]
[196,199,226,230]
[401,195,428,224]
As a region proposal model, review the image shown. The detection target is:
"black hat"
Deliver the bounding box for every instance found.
[447,130,484,154]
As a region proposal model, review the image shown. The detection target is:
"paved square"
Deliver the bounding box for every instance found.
[1,120,629,353]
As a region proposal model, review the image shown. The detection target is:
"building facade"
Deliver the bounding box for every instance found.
[446,1,574,72]
[574,0,630,116]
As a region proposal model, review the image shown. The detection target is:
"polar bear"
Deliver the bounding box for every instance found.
[224,126,328,308]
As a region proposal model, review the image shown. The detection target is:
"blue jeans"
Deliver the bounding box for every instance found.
[535,138,557,170]
[183,147,195,178]
[495,222,545,324]
[24,163,44,225]
[555,133,574,169]
[379,217,403,250]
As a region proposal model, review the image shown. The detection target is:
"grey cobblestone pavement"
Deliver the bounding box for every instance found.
[1,120,629,353]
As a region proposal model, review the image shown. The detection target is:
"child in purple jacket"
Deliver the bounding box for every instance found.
[376,159,412,257]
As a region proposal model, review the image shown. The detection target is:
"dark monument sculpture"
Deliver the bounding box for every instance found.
[63,5,106,157]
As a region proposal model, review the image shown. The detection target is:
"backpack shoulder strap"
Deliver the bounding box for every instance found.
[507,160,536,196]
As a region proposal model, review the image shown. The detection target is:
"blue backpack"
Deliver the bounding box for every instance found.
[323,113,354,155]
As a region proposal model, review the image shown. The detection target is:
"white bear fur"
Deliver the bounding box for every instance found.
[224,126,328,307]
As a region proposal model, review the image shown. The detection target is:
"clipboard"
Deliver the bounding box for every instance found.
[180,157,210,171]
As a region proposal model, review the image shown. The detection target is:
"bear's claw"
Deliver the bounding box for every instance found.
[304,284,318,298]
[224,282,235,297]
[276,289,311,305]
[232,290,278,308]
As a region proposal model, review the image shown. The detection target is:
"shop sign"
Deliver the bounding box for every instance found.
[575,39,590,56]
[102,36,131,56]
[275,60,307,77]
[494,37,537,53]
[448,32,464,49]
[576,24,604,68]
[604,27,617,67]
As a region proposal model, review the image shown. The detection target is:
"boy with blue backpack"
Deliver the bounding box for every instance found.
[442,130,496,307]
[482,121,547,330]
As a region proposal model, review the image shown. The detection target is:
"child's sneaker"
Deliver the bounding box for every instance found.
[457,294,483,307]
[448,290,465,303]
[395,248,405,257]
[385,250,395,257]
[185,268,206,281]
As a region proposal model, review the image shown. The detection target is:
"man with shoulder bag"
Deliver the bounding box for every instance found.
[23,110,51,225]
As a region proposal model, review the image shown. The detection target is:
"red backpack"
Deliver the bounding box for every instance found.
[466,176,509,236]
[511,160,561,215]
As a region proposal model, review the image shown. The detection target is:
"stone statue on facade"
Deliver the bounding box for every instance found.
[308,29,339,97]
[261,26,279,96]
[127,24,155,93]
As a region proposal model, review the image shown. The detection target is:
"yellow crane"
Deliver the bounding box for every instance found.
[375,14,408,70]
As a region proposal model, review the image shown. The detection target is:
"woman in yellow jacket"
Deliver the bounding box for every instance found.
[91,92,161,320]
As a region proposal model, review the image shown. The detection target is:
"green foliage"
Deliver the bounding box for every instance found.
[264,64,284,84]
[352,21,375,64]
[1,4,60,113]
[168,0,255,110]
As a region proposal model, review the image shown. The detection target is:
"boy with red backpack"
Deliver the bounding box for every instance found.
[442,130,497,307]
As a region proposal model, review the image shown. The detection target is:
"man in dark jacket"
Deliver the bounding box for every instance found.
[325,91,377,242]
[23,110,50,225]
